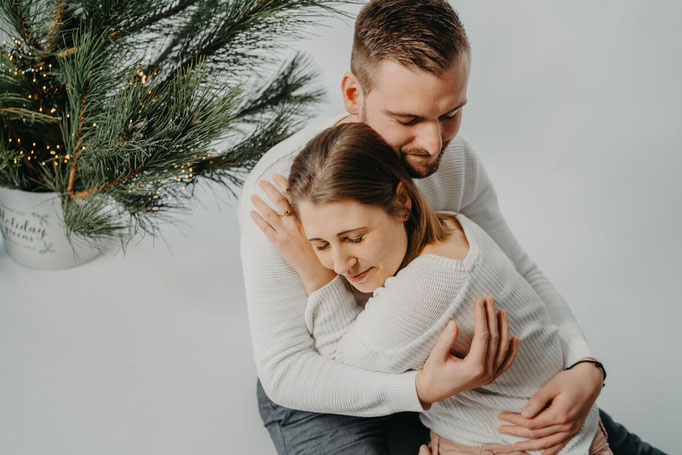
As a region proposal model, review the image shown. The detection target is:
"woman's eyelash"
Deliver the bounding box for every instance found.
[314,236,364,251]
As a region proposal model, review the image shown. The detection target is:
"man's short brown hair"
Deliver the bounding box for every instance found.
[351,0,470,92]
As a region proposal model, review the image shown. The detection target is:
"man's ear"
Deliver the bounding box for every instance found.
[341,71,364,116]
[395,181,412,214]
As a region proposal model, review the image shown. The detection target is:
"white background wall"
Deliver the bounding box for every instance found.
[1,1,679,454]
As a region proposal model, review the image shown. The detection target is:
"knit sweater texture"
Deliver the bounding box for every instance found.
[237,113,594,417]
[305,213,599,453]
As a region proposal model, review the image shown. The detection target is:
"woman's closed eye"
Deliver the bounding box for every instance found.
[314,242,329,251]
[313,236,364,251]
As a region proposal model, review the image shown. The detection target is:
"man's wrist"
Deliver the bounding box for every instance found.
[567,358,606,387]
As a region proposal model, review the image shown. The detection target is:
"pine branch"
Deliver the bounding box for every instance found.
[43,0,65,51]
[70,163,144,200]
[66,90,87,194]
[56,46,75,57]
[0,106,60,122]
[110,0,199,40]
[7,0,39,48]
[238,53,323,122]
[160,0,350,85]
[162,0,272,84]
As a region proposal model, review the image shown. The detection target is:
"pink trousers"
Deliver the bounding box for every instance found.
[428,420,612,455]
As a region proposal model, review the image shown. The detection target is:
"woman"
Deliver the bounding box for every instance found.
[250,123,610,455]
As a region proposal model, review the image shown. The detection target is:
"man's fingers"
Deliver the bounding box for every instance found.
[512,431,573,452]
[540,441,569,455]
[418,444,432,455]
[494,309,510,370]
[521,407,571,430]
[432,320,460,360]
[484,296,499,373]
[468,298,489,362]
[521,381,560,419]
[497,423,568,440]
[498,411,533,428]
[500,406,567,431]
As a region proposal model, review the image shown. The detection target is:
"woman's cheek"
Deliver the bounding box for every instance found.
[316,251,333,270]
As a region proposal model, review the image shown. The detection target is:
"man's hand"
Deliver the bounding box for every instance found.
[416,296,519,408]
[497,361,603,455]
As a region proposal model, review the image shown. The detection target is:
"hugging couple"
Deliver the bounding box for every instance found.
[238,1,665,454]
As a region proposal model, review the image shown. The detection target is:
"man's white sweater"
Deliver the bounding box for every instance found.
[237,113,594,416]
[305,213,599,453]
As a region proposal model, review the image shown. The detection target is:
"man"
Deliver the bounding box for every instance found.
[237,1,664,454]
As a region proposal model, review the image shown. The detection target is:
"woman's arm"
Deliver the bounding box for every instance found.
[240,170,424,416]
[250,173,517,409]
[306,259,518,397]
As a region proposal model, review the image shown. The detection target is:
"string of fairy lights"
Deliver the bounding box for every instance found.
[2,35,220,205]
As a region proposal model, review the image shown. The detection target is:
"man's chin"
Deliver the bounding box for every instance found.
[403,155,441,178]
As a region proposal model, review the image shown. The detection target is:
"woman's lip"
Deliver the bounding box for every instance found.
[347,268,372,282]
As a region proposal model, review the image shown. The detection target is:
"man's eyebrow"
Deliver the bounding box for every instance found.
[308,227,366,241]
[386,100,468,118]
[445,100,468,114]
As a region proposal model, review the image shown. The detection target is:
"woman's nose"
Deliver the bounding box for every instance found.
[332,248,356,275]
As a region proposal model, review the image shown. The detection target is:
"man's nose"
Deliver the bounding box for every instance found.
[417,120,442,156]
[332,247,356,275]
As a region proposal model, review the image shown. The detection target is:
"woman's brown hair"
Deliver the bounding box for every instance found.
[288,122,456,271]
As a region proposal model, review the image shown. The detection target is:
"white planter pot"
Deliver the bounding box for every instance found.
[0,187,101,270]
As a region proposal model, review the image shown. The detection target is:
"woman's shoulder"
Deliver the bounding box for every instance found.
[418,212,476,264]
[380,250,473,301]
[377,213,480,294]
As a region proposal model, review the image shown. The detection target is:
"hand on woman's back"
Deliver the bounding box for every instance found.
[416,296,519,407]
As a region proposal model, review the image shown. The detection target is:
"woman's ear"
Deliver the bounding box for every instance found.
[341,71,364,116]
[395,181,412,216]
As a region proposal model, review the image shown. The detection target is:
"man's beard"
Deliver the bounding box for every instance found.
[361,103,446,179]
[399,147,446,178]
